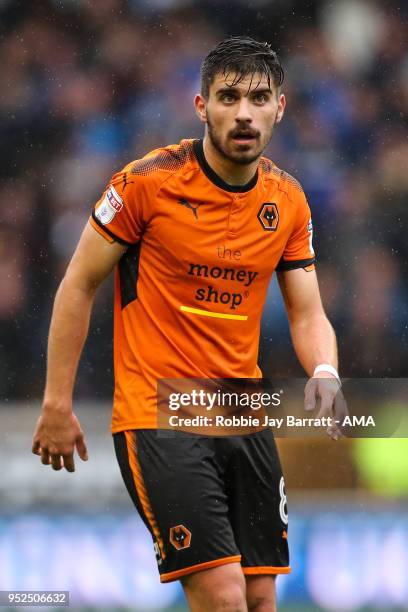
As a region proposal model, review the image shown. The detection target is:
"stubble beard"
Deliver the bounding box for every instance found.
[206,113,276,166]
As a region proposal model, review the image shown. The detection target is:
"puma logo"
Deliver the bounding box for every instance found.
[178,198,200,220]
[122,173,135,192]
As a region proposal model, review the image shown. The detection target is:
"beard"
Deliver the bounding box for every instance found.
[206,112,277,165]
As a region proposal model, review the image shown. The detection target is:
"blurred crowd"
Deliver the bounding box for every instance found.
[1,0,407,399]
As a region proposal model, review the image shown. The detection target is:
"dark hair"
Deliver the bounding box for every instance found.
[200,36,284,99]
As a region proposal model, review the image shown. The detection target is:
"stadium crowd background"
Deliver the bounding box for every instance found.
[1,0,407,400]
[0,2,407,610]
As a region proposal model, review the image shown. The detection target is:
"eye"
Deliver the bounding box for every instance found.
[220,93,237,103]
[253,93,269,104]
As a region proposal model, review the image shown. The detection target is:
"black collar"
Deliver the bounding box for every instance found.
[193,139,258,193]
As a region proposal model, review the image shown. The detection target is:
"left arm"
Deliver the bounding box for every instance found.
[277,267,337,376]
[278,267,346,439]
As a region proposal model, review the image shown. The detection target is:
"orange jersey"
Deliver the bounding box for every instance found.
[89,139,315,432]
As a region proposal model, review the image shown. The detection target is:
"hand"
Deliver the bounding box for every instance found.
[304,372,348,440]
[31,405,88,472]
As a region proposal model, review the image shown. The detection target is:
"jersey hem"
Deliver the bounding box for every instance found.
[111,422,159,434]
[111,423,272,437]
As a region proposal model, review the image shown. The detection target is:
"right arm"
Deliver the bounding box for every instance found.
[32,223,127,472]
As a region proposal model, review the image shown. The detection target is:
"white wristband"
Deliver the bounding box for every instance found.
[313,364,341,384]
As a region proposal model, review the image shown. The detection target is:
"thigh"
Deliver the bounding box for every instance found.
[223,428,290,576]
[114,429,241,583]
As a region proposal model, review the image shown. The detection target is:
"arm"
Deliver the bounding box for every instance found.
[32,223,127,471]
[278,267,346,438]
[277,267,337,376]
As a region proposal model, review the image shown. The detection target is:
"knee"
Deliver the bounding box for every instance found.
[184,575,246,611]
[248,595,276,612]
[246,575,276,612]
[211,583,246,611]
[183,562,246,612]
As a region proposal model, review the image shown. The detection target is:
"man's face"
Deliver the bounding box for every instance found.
[195,71,286,165]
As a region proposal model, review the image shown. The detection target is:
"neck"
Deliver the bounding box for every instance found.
[202,135,259,186]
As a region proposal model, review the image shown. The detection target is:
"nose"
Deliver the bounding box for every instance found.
[234,97,253,124]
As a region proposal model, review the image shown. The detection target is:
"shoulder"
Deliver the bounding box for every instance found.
[122,139,197,183]
[260,156,305,203]
[105,140,197,204]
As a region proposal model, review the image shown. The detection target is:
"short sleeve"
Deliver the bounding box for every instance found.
[276,189,315,271]
[89,170,145,246]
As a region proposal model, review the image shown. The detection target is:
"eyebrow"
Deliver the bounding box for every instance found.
[215,86,273,96]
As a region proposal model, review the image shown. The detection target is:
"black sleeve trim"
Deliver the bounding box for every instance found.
[91,211,133,247]
[276,256,315,272]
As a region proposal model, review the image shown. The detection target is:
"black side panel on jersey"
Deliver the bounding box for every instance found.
[119,242,141,308]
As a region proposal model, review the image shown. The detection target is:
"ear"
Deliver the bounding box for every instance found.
[275,93,286,124]
[194,94,207,123]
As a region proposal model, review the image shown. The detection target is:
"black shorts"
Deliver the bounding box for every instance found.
[114,428,290,583]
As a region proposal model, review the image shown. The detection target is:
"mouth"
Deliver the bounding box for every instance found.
[231,132,258,145]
